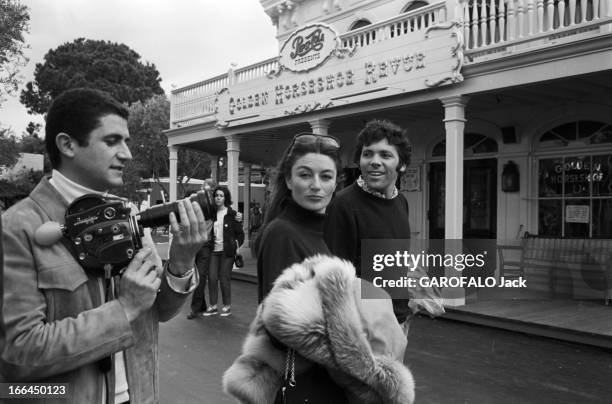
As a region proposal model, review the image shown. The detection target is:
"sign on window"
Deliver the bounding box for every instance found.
[565,205,589,223]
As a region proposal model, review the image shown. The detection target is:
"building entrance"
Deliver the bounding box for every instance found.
[428,158,497,239]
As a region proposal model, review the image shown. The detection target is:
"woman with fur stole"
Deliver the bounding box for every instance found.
[252,132,350,402]
[225,133,414,403]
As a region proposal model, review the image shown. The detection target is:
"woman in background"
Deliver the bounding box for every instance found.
[203,186,244,317]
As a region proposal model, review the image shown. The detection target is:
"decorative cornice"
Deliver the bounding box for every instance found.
[425,22,464,87]
[284,101,334,115]
[332,43,357,59]
[262,0,304,17]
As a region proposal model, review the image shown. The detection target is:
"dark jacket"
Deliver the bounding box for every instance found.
[211,207,244,257]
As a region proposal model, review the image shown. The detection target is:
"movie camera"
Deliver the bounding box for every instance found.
[35,192,215,277]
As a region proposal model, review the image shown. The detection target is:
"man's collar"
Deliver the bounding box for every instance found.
[356,175,398,199]
[49,169,109,204]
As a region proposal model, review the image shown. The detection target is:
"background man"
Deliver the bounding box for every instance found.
[187,179,215,319]
[1,88,210,403]
[249,203,262,240]
[324,119,412,328]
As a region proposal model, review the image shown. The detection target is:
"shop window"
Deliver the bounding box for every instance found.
[431,133,498,157]
[538,153,612,238]
[402,1,429,13]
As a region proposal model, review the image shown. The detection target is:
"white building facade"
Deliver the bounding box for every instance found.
[165,0,612,341]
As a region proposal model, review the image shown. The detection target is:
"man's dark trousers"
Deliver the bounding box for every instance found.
[191,244,211,313]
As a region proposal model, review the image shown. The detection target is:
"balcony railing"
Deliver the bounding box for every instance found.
[462,0,612,50]
[341,1,447,48]
[171,73,230,127]
[171,58,281,127]
[235,57,279,84]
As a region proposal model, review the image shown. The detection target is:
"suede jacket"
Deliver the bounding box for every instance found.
[0,178,193,404]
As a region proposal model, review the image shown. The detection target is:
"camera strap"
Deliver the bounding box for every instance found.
[58,234,113,374]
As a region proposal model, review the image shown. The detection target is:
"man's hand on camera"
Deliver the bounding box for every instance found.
[167,198,212,276]
[118,248,161,322]
[235,211,243,222]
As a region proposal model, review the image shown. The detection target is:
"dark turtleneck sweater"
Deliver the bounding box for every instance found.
[255,199,349,403]
[256,198,329,303]
[324,182,411,324]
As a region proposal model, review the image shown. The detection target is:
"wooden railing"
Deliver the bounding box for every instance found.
[341,1,447,48]
[171,73,230,126]
[171,58,281,126]
[461,0,612,50]
[235,57,279,83]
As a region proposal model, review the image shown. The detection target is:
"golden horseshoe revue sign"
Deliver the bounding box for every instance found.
[215,21,463,127]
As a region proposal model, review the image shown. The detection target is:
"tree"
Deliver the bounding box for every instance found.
[19,122,44,153]
[20,38,164,114]
[122,94,211,200]
[0,168,43,209]
[19,123,51,172]
[0,126,19,169]
[0,0,30,106]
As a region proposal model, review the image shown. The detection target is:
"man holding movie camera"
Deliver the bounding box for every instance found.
[1,88,211,404]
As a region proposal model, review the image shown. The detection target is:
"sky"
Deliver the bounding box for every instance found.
[0,0,279,135]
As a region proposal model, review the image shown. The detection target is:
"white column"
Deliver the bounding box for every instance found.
[441,96,468,239]
[309,119,331,135]
[210,156,219,184]
[225,135,240,210]
[168,145,178,202]
[169,92,175,129]
[441,95,468,307]
[243,164,252,246]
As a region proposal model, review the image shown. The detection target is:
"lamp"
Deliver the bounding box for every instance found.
[502,161,519,192]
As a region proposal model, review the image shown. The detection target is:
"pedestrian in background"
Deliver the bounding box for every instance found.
[187,180,215,319]
[203,185,244,317]
[248,203,262,240]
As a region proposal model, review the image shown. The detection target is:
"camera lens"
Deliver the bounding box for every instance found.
[137,191,215,228]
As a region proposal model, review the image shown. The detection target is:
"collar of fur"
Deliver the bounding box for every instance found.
[223,254,415,404]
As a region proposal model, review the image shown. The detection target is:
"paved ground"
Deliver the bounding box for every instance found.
[159,280,258,404]
[159,279,612,404]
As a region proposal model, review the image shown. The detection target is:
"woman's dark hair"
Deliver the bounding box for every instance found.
[212,185,232,208]
[45,87,129,169]
[253,133,342,252]
[353,119,412,169]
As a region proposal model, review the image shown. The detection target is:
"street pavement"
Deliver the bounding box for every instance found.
[159,279,612,404]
